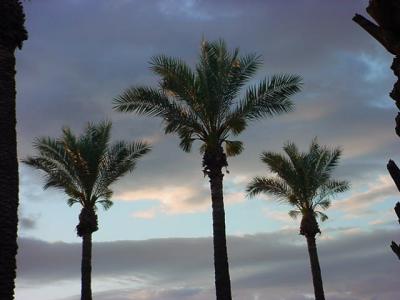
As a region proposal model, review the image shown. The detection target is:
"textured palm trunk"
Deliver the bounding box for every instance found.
[0,43,19,300]
[203,146,232,300]
[300,213,325,300]
[81,233,93,300]
[77,207,98,300]
[208,168,232,300]
[305,235,325,300]
[0,1,27,298]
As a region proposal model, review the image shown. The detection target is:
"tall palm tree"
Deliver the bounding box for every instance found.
[246,139,349,300]
[113,39,302,300]
[23,121,151,300]
[0,0,28,298]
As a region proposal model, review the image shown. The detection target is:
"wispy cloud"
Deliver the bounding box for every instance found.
[115,185,209,214]
[332,175,397,218]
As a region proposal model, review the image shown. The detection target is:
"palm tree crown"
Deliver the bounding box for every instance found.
[23,121,151,234]
[114,39,302,168]
[247,138,349,235]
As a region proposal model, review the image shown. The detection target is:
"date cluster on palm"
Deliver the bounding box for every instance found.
[353,0,400,260]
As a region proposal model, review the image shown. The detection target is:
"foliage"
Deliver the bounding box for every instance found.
[23,121,151,210]
[114,39,302,157]
[247,138,349,221]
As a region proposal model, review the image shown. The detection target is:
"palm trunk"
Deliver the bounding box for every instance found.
[77,207,98,300]
[0,43,19,300]
[305,235,325,300]
[208,166,232,300]
[0,2,27,298]
[81,233,93,300]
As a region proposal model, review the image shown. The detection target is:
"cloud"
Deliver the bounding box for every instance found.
[114,175,246,216]
[116,185,209,214]
[332,175,398,218]
[16,228,400,300]
[18,204,40,231]
[132,207,159,219]
[19,216,37,230]
[262,208,297,227]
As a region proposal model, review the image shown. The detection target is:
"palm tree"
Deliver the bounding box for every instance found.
[246,139,349,300]
[113,39,302,300]
[0,0,28,298]
[23,121,151,300]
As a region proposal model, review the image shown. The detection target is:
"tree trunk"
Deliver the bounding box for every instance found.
[203,146,232,300]
[0,43,19,300]
[81,233,93,300]
[354,3,400,261]
[0,1,27,298]
[208,167,232,300]
[306,235,325,300]
[76,207,98,300]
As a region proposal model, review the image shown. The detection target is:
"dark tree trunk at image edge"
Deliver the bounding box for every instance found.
[0,1,28,298]
[301,213,325,300]
[203,147,232,300]
[306,236,325,300]
[0,44,19,299]
[77,207,98,300]
[353,0,400,260]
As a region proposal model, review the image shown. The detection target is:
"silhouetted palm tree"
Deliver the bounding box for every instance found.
[0,0,28,298]
[23,121,151,300]
[114,39,302,300]
[247,139,349,300]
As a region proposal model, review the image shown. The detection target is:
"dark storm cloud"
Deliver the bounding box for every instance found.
[17,228,400,300]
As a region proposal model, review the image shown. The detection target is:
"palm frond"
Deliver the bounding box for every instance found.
[324,179,350,194]
[246,176,292,201]
[97,199,113,210]
[67,198,80,207]
[288,209,301,219]
[222,115,247,136]
[313,199,331,210]
[92,140,151,197]
[315,211,329,222]
[178,129,196,152]
[234,74,302,121]
[223,53,262,102]
[260,151,298,190]
[113,87,177,117]
[150,55,198,107]
[224,140,244,157]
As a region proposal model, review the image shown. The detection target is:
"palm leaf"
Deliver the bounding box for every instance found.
[234,74,302,120]
[246,176,292,202]
[247,138,349,230]
[224,140,244,157]
[24,122,151,211]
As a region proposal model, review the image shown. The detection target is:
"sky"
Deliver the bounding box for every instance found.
[13,0,400,299]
